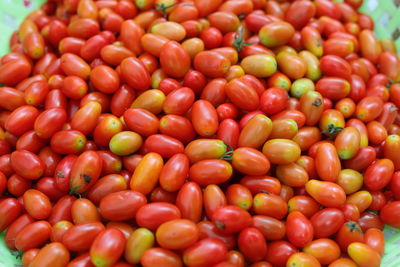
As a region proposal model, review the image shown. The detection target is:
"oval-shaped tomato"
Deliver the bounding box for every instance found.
[232,147,270,176]
[4,214,35,250]
[189,159,232,186]
[100,190,147,221]
[69,151,102,194]
[0,198,22,232]
[160,41,190,78]
[310,208,345,239]
[194,51,231,78]
[90,228,125,267]
[15,220,51,251]
[156,219,199,250]
[130,152,164,195]
[364,228,385,256]
[191,100,219,137]
[125,228,154,264]
[286,211,314,248]
[265,240,297,267]
[71,198,100,225]
[303,238,340,265]
[355,96,383,122]
[159,153,189,192]
[11,149,45,180]
[136,202,181,231]
[253,193,288,220]
[87,174,127,205]
[23,189,52,219]
[336,221,364,252]
[364,159,394,191]
[62,222,105,252]
[90,65,120,94]
[226,184,253,211]
[29,242,70,267]
[34,108,67,139]
[212,205,252,234]
[380,201,400,228]
[262,139,301,164]
[259,21,295,47]
[141,247,183,267]
[225,78,260,112]
[143,134,184,158]
[238,114,272,149]
[120,57,150,90]
[5,105,39,136]
[347,242,381,267]
[334,127,360,160]
[203,184,227,220]
[183,238,228,267]
[50,130,86,155]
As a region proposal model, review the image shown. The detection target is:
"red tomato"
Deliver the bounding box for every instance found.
[29,242,70,267]
[62,222,105,252]
[160,41,190,78]
[23,189,52,219]
[336,221,364,252]
[15,220,52,251]
[203,184,227,220]
[189,159,232,186]
[364,159,394,191]
[69,151,102,194]
[5,105,39,136]
[4,213,35,250]
[100,190,147,221]
[311,208,345,238]
[211,205,252,234]
[48,195,76,225]
[120,57,150,90]
[238,227,267,262]
[90,228,126,267]
[286,211,314,247]
[156,219,199,250]
[183,238,228,267]
[136,202,181,231]
[159,153,189,192]
[380,201,400,228]
[143,134,184,158]
[191,100,219,137]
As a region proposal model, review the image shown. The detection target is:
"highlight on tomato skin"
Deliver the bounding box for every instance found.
[1,0,400,266]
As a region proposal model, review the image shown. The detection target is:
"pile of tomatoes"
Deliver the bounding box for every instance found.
[1,0,400,266]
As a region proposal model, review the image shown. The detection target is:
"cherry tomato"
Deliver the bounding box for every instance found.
[136,202,181,231]
[189,159,232,186]
[29,242,70,267]
[156,219,199,250]
[62,222,105,252]
[90,228,126,267]
[347,242,381,267]
[100,190,147,221]
[15,220,52,251]
[69,151,102,194]
[23,189,52,219]
[286,211,313,248]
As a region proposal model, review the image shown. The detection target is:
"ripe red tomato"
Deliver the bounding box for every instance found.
[90,228,125,267]
[100,190,147,221]
[286,211,314,247]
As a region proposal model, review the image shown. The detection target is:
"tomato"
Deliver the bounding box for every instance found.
[293,127,321,151]
[237,227,267,262]
[15,220,51,251]
[359,211,384,232]
[344,145,376,171]
[70,198,100,225]
[141,247,183,267]
[50,130,87,154]
[90,229,126,267]
[264,240,296,267]
[62,222,105,252]
[160,41,191,78]
[355,96,383,122]
[69,151,102,194]
[189,159,232,186]
[34,108,67,139]
[262,139,301,164]
[380,201,400,228]
[22,248,40,267]
[347,242,381,267]
[143,134,184,158]
[241,54,276,78]
[71,101,102,135]
[383,135,400,171]
[286,252,321,267]
[0,87,25,111]
[24,80,49,107]
[238,114,272,149]
[336,221,364,252]
[4,213,35,250]
[364,159,394,191]
[336,169,363,195]
[0,58,32,86]
[176,182,203,222]
[109,131,143,156]
[346,191,373,213]
[299,91,324,126]
[29,242,70,267]
[90,65,120,94]
[123,228,154,264]
[100,190,146,221]
[287,196,319,218]
[225,78,260,112]
[306,180,346,208]
[135,202,181,231]
[310,208,345,239]
[253,192,288,219]
[232,147,270,176]
[260,87,288,115]
[156,219,199,249]
[363,228,385,256]
[301,26,323,57]
[203,184,227,220]
[212,205,252,234]
[285,0,316,29]
[198,221,235,250]
[5,105,39,136]
[163,88,194,116]
[303,238,340,265]
[16,131,47,154]
[191,100,219,137]
[259,21,294,48]
[319,109,345,139]
[120,57,150,91]
[51,220,73,243]
[83,174,124,205]
[183,238,228,267]
[130,152,164,195]
[240,176,281,195]
[194,51,231,77]
[226,184,252,211]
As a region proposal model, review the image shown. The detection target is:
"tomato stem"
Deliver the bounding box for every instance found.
[321,124,343,139]
[232,28,252,52]
[220,144,234,161]
[154,3,177,17]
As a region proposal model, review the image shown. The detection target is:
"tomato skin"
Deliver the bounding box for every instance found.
[240,176,281,196]
[286,211,314,248]
[212,205,252,234]
[237,227,267,263]
[71,101,102,135]
[47,195,76,225]
[198,221,235,250]
[259,21,295,48]
[15,220,52,251]
[87,174,127,205]
[159,153,189,192]
[120,57,150,91]
[344,145,376,171]
[216,119,239,150]
[70,151,103,194]
[183,238,228,267]
[160,41,191,78]
[380,201,400,228]
[89,65,120,94]
[189,159,232,186]
[191,100,219,137]
[16,131,47,154]
[143,134,184,158]
[11,150,45,180]
[62,222,105,252]
[21,248,40,267]
[232,147,270,176]
[226,184,252,211]
[262,139,301,164]
[336,221,364,252]
[347,242,381,267]
[265,240,297,267]
[364,159,394,191]
[90,228,126,267]
[0,87,25,111]
[203,184,227,220]
[124,228,154,264]
[163,87,195,115]
[4,214,35,250]
[29,242,70,267]
[383,135,400,171]
[53,155,77,192]
[140,247,182,267]
[391,172,400,200]
[286,252,321,267]
[253,193,288,219]
[5,105,39,136]
[285,0,316,29]
[156,219,199,250]
[260,87,288,115]
[175,181,203,222]
[238,114,272,149]
[225,78,260,112]
[119,20,143,55]
[0,58,32,86]
[130,152,164,195]
[364,228,385,255]
[136,202,181,231]
[100,190,147,221]
[34,108,67,139]
[194,51,231,78]
[185,139,227,163]
[50,130,87,155]
[355,96,384,122]
[0,198,23,232]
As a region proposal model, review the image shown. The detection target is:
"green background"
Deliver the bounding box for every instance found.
[0,0,400,266]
